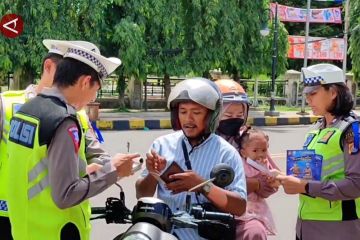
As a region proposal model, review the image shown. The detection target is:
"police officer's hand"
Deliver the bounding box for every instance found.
[111,153,141,177]
[166,171,204,194]
[276,174,307,194]
[86,163,103,174]
[145,149,167,174]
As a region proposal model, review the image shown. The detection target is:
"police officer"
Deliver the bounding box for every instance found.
[0,39,110,239]
[277,64,360,240]
[6,41,140,240]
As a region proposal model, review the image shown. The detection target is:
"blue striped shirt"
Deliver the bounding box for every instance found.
[141,131,247,240]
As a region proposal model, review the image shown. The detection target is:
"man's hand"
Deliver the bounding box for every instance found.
[145,149,166,174]
[111,153,141,177]
[166,171,204,194]
[276,174,307,194]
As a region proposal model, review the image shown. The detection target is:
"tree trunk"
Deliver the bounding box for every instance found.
[232,69,241,83]
[128,76,142,109]
[202,71,210,79]
[12,66,35,90]
[164,73,171,104]
[117,74,126,109]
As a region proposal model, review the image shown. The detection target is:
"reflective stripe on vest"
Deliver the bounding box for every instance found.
[7,112,90,240]
[299,118,360,221]
[0,91,27,217]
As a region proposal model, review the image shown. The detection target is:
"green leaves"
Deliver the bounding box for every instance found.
[0,0,107,86]
[0,0,291,86]
[349,0,360,81]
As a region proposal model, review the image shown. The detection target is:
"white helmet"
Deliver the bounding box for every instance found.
[167,77,222,133]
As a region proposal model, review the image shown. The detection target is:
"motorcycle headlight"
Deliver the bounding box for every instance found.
[122,232,150,240]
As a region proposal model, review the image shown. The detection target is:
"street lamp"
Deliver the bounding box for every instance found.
[260,2,280,117]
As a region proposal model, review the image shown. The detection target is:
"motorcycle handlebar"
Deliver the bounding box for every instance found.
[191,206,234,222]
[91,207,106,215]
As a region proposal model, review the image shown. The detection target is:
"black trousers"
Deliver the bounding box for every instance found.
[0,216,13,240]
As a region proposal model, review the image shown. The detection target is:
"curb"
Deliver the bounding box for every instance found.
[95,116,320,130]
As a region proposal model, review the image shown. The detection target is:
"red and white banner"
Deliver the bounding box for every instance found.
[271,3,342,24]
[288,36,345,60]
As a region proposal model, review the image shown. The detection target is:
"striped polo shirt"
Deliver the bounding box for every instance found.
[141,131,247,240]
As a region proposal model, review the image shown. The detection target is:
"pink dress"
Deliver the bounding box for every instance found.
[216,133,278,238]
[237,158,277,236]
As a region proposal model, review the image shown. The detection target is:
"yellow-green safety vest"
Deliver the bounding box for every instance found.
[0,92,91,219]
[0,90,27,217]
[7,98,91,240]
[299,118,360,221]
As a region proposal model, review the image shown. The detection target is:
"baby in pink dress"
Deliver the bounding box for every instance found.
[236,127,280,240]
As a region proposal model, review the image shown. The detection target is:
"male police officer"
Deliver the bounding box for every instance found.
[6,41,139,240]
[0,39,112,239]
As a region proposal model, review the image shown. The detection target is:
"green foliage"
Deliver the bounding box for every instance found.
[349,0,360,80]
[0,0,108,86]
[1,0,292,87]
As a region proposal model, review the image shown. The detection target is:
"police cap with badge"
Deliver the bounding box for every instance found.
[43,39,122,82]
[302,63,345,94]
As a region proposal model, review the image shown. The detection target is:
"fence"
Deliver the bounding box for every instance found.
[97,76,292,106]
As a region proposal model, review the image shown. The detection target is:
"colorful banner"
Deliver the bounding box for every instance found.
[271,3,342,24]
[288,36,345,60]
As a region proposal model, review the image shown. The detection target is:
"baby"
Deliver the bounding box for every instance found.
[237,126,280,239]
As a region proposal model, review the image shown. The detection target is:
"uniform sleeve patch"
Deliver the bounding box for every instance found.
[347,123,360,154]
[67,125,80,153]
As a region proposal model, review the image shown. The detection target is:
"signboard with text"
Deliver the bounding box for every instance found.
[288,36,344,60]
[271,3,342,24]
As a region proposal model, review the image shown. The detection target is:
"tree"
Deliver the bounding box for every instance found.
[349,0,360,80]
[0,0,108,89]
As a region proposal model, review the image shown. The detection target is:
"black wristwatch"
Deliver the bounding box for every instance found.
[305,182,310,194]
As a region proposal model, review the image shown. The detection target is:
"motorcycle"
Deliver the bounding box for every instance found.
[91,163,236,240]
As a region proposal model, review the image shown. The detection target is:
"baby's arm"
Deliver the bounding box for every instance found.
[255,166,281,198]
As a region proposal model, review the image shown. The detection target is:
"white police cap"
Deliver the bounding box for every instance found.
[48,40,121,81]
[302,63,344,94]
[43,39,101,55]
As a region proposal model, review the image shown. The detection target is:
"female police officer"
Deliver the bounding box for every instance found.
[277,64,360,240]
[6,41,140,240]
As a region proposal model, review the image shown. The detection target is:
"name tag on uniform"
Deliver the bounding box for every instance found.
[9,118,36,148]
[303,134,315,148]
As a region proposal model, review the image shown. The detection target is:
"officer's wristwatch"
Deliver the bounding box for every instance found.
[202,182,214,195]
[305,182,310,194]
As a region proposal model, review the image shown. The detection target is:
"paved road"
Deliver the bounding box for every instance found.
[90,126,308,239]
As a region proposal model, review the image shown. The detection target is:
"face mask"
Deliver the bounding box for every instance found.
[218,118,244,136]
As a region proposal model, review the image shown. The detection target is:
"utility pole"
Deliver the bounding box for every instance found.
[343,0,350,78]
[299,0,311,115]
[265,2,280,117]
